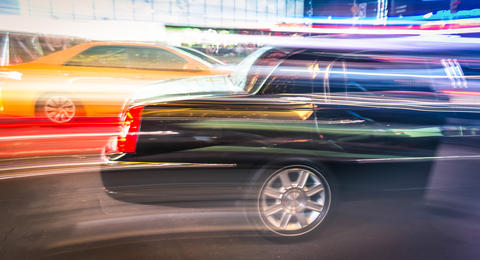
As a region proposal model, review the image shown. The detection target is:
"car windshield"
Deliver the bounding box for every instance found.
[174,46,224,65]
[229,46,274,92]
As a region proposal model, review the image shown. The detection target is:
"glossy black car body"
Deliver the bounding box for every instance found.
[102,44,480,237]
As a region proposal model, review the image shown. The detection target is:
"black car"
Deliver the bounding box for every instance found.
[101,44,480,238]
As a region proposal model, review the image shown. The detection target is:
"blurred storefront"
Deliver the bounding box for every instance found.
[306,0,480,19]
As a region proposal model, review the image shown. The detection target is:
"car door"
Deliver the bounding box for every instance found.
[232,51,333,157]
[136,52,319,160]
[312,55,450,161]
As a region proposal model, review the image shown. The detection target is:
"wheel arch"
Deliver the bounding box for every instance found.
[248,156,337,187]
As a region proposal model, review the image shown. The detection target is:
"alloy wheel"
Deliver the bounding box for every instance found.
[258,166,331,236]
[44,96,76,123]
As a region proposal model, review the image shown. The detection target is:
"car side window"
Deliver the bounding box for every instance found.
[244,48,289,94]
[259,72,313,95]
[322,60,349,95]
[321,56,439,97]
[126,47,188,70]
[64,45,188,70]
[257,54,317,95]
[64,46,129,68]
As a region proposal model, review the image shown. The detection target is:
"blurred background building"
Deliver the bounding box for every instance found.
[0,0,479,66]
[307,0,479,18]
[0,0,304,27]
[0,0,307,65]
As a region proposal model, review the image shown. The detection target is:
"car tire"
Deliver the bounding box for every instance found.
[244,163,334,239]
[35,94,82,124]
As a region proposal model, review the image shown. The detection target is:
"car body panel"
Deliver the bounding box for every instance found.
[0,41,227,120]
[101,46,480,207]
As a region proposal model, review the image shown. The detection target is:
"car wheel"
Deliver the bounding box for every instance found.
[247,164,333,238]
[36,95,77,123]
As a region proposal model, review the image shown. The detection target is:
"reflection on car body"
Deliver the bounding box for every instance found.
[0,41,227,123]
[102,45,480,238]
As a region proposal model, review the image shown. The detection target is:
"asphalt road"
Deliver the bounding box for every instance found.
[0,155,479,260]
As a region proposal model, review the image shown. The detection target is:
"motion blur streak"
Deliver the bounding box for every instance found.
[1,0,480,259]
[443,90,480,96]
[51,211,251,248]
[0,162,101,179]
[0,132,118,141]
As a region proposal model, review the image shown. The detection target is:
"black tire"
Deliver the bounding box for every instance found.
[244,162,335,239]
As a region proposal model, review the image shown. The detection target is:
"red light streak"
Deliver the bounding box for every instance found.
[441,90,480,96]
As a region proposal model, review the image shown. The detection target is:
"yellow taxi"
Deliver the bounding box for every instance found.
[0,41,226,123]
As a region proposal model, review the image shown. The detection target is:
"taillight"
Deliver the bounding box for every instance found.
[117,105,144,153]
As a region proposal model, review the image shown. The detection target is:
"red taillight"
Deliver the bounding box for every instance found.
[117,105,144,153]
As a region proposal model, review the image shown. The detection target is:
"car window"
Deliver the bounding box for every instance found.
[64,45,188,70]
[321,56,439,96]
[175,46,223,65]
[126,46,188,70]
[243,48,289,94]
[64,46,128,68]
[256,51,338,95]
[322,60,348,95]
[258,56,316,95]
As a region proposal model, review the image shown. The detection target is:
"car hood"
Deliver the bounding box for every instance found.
[131,74,245,105]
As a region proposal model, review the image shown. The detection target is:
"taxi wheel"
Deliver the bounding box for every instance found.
[245,164,333,238]
[36,95,80,124]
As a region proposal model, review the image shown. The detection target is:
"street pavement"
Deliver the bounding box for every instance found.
[0,155,479,260]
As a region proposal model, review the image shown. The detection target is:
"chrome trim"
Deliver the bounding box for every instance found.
[356,154,480,163]
[104,161,237,170]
